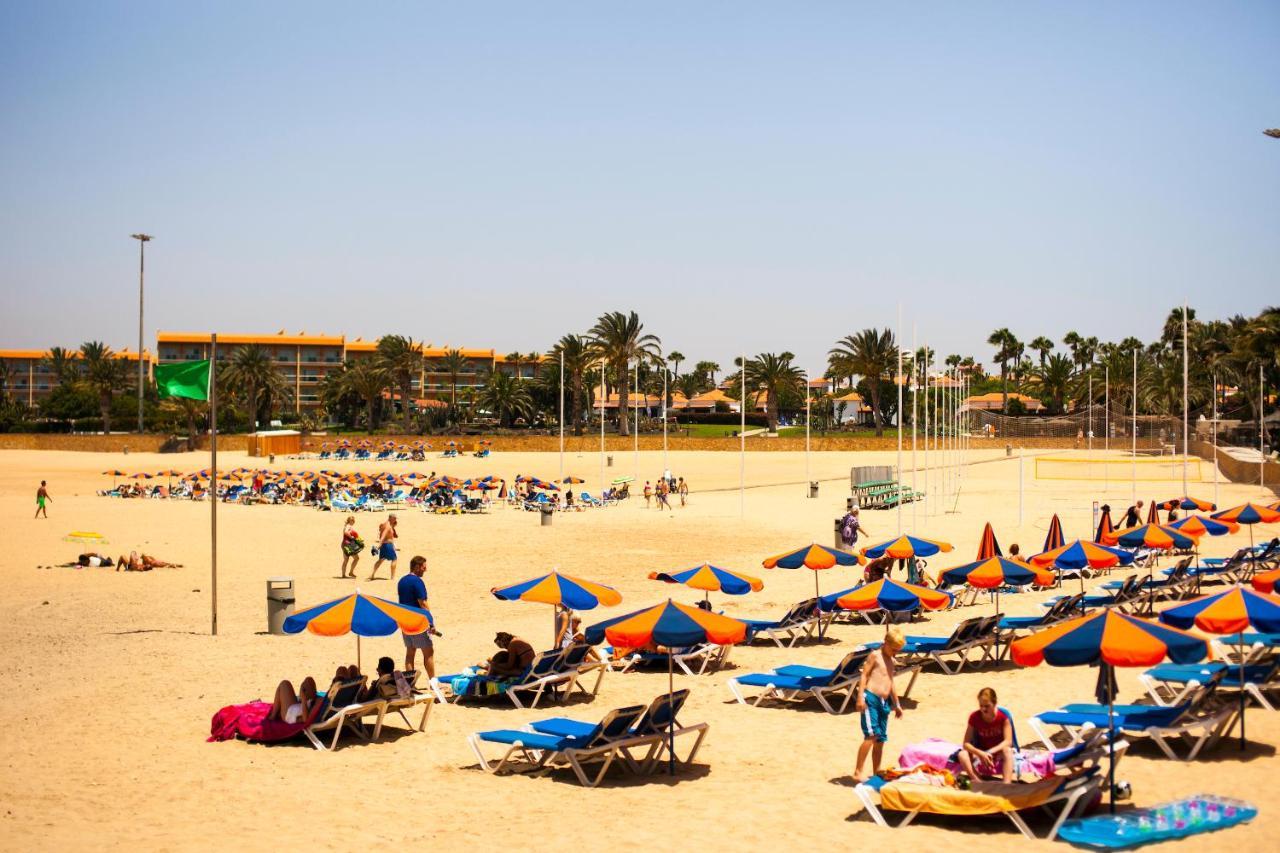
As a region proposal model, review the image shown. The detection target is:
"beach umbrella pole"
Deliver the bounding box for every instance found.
[1239,637,1246,750]
[1107,663,1116,814]
[668,651,675,776]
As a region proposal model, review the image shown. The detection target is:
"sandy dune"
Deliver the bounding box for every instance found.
[1,446,1276,851]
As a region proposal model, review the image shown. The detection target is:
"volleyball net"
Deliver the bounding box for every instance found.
[1034,455,1204,482]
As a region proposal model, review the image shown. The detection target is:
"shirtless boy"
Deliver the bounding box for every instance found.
[854,626,905,781]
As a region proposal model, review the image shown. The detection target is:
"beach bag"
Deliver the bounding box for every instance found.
[342,538,364,557]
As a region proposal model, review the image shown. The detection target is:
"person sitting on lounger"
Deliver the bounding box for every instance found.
[486,632,536,677]
[864,555,895,583]
[268,676,318,723]
[117,551,182,571]
[952,687,1015,783]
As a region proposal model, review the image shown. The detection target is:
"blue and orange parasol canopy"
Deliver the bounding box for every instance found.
[283,592,434,637]
[764,543,865,569]
[1161,496,1217,512]
[1043,513,1065,553]
[941,557,1055,590]
[649,563,763,596]
[1252,567,1280,595]
[1160,586,1280,636]
[1167,514,1238,539]
[1212,502,1280,526]
[861,535,953,560]
[1011,609,1207,668]
[491,571,622,610]
[1109,524,1196,551]
[584,600,747,648]
[975,522,1002,560]
[1030,539,1134,571]
[835,578,952,613]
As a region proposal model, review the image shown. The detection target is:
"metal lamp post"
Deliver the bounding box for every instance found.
[131,233,152,433]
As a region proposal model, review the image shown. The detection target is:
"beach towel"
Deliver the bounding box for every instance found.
[898,738,1056,780]
[879,774,1066,815]
[208,701,311,743]
[448,674,519,698]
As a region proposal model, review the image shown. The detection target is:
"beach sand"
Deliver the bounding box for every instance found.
[1,446,1276,851]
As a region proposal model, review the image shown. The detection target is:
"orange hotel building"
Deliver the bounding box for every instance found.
[0,347,154,409]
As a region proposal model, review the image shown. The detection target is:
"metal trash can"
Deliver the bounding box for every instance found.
[833,519,845,550]
[607,454,614,467]
[809,481,819,498]
[540,506,554,527]
[1006,443,1012,457]
[267,577,295,635]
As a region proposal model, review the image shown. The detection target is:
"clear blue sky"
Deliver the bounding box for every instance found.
[2,2,1277,376]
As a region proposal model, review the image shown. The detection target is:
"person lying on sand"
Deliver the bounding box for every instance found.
[116,551,183,571]
[57,553,114,568]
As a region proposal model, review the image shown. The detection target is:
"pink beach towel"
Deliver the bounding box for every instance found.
[898,738,1056,779]
[208,701,310,743]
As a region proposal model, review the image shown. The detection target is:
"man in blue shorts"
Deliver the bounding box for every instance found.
[397,555,435,678]
[369,513,399,580]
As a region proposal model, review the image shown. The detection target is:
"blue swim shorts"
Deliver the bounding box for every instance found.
[379,542,398,561]
[860,691,890,743]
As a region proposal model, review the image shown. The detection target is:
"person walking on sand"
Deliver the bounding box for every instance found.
[854,626,905,782]
[35,481,51,519]
[398,555,437,679]
[369,514,399,580]
[656,478,672,510]
[677,477,689,507]
[643,481,653,508]
[339,515,363,578]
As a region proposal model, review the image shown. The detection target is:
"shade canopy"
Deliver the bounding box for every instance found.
[861,535,953,560]
[1030,539,1134,571]
[283,593,433,637]
[1010,609,1207,668]
[1159,586,1280,636]
[763,543,865,569]
[1252,567,1280,595]
[941,557,1055,590]
[976,523,1002,560]
[1211,503,1280,526]
[1167,514,1238,539]
[835,578,953,613]
[584,600,747,648]
[1043,514,1065,553]
[649,564,763,596]
[1162,496,1217,512]
[491,572,622,611]
[1110,524,1196,551]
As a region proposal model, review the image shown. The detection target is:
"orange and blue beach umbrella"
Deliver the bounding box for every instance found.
[1211,502,1280,548]
[1160,586,1280,748]
[1031,539,1134,571]
[283,592,435,668]
[650,563,763,602]
[1096,511,1117,544]
[1043,513,1065,553]
[561,476,585,484]
[941,557,1054,590]
[763,543,865,606]
[1111,524,1195,551]
[1252,566,1280,595]
[1168,514,1238,539]
[975,522,1002,560]
[1162,496,1217,512]
[835,578,952,613]
[492,571,622,640]
[861,535,953,560]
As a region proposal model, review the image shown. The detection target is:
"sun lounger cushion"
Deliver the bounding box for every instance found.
[878,774,1070,815]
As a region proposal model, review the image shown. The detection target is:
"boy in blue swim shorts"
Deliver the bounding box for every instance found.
[854,626,905,782]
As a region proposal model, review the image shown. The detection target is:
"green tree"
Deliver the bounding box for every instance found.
[667,350,685,382]
[694,360,720,388]
[588,310,662,436]
[986,327,1017,413]
[223,344,291,428]
[549,334,592,436]
[439,348,469,424]
[42,346,79,388]
[478,370,534,427]
[79,341,128,433]
[1029,336,1054,367]
[745,352,805,432]
[829,328,897,436]
[342,359,389,431]
[1029,353,1074,414]
[377,335,422,432]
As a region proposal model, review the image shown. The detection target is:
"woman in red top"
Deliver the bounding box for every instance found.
[955,687,1014,782]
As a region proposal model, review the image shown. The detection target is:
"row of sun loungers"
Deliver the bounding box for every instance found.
[434,643,608,709]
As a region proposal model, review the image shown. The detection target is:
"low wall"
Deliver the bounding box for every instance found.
[0,433,248,453]
[1192,439,1279,496]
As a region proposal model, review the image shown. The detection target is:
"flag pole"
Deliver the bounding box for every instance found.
[210,332,219,637]
[740,352,746,518]
[1132,349,1138,507]
[662,366,668,474]
[896,304,903,536]
[804,370,811,488]
[1212,370,1219,507]
[633,359,639,485]
[558,348,564,480]
[1182,301,1189,496]
[911,325,917,532]
[599,359,606,491]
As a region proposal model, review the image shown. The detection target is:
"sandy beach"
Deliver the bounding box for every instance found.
[2,446,1277,851]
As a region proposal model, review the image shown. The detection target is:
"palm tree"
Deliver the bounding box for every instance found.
[377,335,422,432]
[79,341,128,433]
[1029,336,1054,367]
[745,352,805,432]
[829,328,896,436]
[478,370,534,427]
[1030,354,1074,414]
[667,350,685,382]
[550,334,591,436]
[162,397,206,444]
[342,359,389,430]
[588,311,662,436]
[224,344,291,429]
[987,328,1016,412]
[504,351,523,378]
[676,373,701,403]
[439,348,468,421]
[695,360,720,388]
[0,360,10,404]
[42,346,78,388]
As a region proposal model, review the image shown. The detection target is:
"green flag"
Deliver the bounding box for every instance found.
[155,359,211,401]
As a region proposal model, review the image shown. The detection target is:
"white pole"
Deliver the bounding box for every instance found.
[559,349,565,480]
[740,352,746,518]
[911,326,917,531]
[1088,374,1093,456]
[1132,349,1138,506]
[1019,447,1024,525]
[923,348,930,518]
[633,359,639,484]
[896,306,903,535]
[210,333,219,636]
[1182,301,1189,497]
[1213,370,1219,508]
[1104,365,1110,492]
[805,370,811,488]
[662,367,668,474]
[599,360,605,491]
[1261,363,1266,490]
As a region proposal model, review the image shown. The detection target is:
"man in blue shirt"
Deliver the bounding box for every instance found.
[397,555,435,679]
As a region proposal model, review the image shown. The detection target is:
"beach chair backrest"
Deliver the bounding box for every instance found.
[835,647,875,680]
[521,649,564,682]
[783,598,818,625]
[944,618,979,648]
[997,705,1021,752]
[558,643,590,669]
[321,678,366,716]
[635,689,691,735]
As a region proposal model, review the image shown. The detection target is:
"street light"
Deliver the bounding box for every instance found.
[131,233,152,433]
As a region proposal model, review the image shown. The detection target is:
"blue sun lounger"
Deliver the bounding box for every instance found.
[741,599,821,647]
[528,688,708,771]
[727,646,877,714]
[1029,694,1233,761]
[1142,659,1280,711]
[467,704,648,787]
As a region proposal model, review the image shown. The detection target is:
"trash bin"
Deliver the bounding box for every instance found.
[269,453,276,464]
[1005,443,1012,457]
[267,577,295,635]
[540,506,554,527]
[607,455,614,467]
[833,518,844,550]
[809,481,819,499]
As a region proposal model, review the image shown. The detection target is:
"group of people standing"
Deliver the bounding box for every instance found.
[339,514,401,580]
[643,476,688,509]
